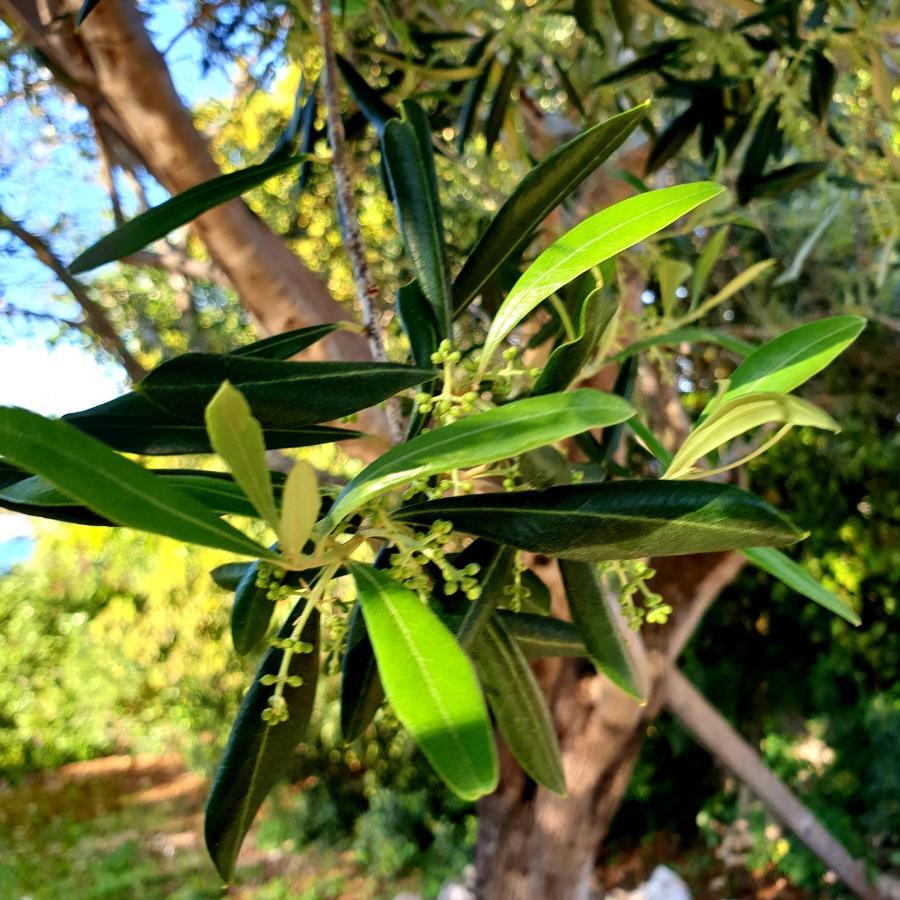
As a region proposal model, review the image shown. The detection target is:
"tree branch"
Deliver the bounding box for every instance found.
[314,0,403,444]
[666,669,881,900]
[0,209,146,381]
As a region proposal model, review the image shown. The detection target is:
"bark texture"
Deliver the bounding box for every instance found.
[475,552,746,900]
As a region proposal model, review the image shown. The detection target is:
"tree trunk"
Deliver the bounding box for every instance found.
[476,552,746,899]
[1,0,368,363]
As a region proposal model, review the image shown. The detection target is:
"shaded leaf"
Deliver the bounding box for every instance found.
[205,599,319,880]
[396,280,440,369]
[396,480,804,561]
[499,611,585,658]
[472,617,566,793]
[645,103,703,174]
[453,103,648,315]
[138,355,434,428]
[231,561,276,655]
[457,55,494,152]
[0,406,275,559]
[532,289,618,395]
[230,324,338,360]
[742,161,828,200]
[71,155,312,274]
[559,559,642,698]
[382,102,453,337]
[808,51,836,121]
[611,327,755,362]
[335,54,397,135]
[484,50,521,155]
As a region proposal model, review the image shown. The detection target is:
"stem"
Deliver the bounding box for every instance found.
[315,0,403,443]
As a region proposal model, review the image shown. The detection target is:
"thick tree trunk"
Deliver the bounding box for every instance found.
[1,0,369,363]
[475,552,746,899]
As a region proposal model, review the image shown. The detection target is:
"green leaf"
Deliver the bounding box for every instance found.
[454,544,516,649]
[327,389,634,523]
[211,562,252,592]
[382,102,453,337]
[205,382,280,532]
[396,280,440,369]
[478,182,724,374]
[229,324,339,360]
[559,559,642,698]
[499,611,585,659]
[205,599,319,880]
[610,327,755,363]
[336,53,398,136]
[484,50,520,155]
[646,104,703,174]
[453,103,649,315]
[703,316,865,413]
[138,355,434,428]
[532,289,618,395]
[594,39,689,86]
[808,51,837,121]
[657,258,693,316]
[0,406,274,558]
[0,469,284,523]
[665,393,840,481]
[472,618,565,793]
[457,55,494,152]
[340,600,384,741]
[231,561,276,655]
[742,161,828,202]
[691,226,729,305]
[349,563,498,801]
[742,547,860,625]
[63,392,358,456]
[279,461,320,561]
[70,155,312,274]
[395,480,804,561]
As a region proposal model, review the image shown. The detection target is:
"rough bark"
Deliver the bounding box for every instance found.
[475,552,746,900]
[0,0,369,363]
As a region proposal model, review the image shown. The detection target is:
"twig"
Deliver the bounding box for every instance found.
[314,0,403,444]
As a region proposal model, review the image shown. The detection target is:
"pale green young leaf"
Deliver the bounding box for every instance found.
[327,389,634,523]
[665,393,839,480]
[0,406,275,559]
[478,182,724,374]
[658,257,692,316]
[279,461,320,561]
[348,563,498,801]
[205,382,279,531]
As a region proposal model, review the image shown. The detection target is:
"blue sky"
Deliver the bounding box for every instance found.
[0,3,233,416]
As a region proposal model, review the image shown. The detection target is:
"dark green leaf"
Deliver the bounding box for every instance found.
[335,54,397,136]
[396,280,440,369]
[484,50,521,155]
[211,562,252,592]
[455,544,516,650]
[340,600,384,741]
[532,289,618,395]
[610,327,755,362]
[453,103,649,315]
[559,559,642,698]
[472,617,566,793]
[382,102,453,338]
[499,611,585,658]
[349,563,498,801]
[457,55,494,152]
[138,355,434,428]
[396,480,804,561]
[808,50,836,120]
[0,406,274,558]
[741,161,828,200]
[205,599,319,880]
[70,155,312,274]
[231,561,276,655]
[594,40,688,86]
[230,324,339,360]
[645,103,703,173]
[63,391,358,456]
[75,0,103,27]
[573,0,596,35]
